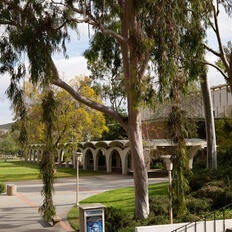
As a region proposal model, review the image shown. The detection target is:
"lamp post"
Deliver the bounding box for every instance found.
[76,152,82,207]
[161,155,173,224]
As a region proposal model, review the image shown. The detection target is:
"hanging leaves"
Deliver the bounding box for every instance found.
[39,89,57,222]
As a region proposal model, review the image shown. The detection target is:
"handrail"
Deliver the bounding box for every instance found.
[171,202,232,232]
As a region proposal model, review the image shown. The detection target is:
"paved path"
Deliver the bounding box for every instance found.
[0,175,167,232]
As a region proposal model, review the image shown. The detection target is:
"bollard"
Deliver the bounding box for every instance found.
[7,184,17,196]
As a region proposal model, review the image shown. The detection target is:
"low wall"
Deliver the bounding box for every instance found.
[135,219,232,232]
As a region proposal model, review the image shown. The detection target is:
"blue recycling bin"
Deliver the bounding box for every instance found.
[79,203,105,232]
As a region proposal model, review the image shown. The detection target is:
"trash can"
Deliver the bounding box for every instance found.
[7,184,17,196]
[79,203,105,232]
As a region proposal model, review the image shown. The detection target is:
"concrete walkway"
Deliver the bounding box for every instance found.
[0,175,167,232]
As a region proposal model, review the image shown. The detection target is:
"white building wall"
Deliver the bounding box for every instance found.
[211,85,232,118]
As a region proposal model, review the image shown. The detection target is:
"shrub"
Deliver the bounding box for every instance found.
[176,212,200,223]
[189,170,215,191]
[105,207,132,232]
[149,196,169,216]
[0,182,6,193]
[118,226,135,232]
[145,214,169,225]
[187,197,212,214]
[192,182,232,209]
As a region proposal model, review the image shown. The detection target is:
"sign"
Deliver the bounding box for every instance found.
[85,209,104,232]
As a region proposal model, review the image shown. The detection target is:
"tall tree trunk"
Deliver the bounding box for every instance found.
[200,72,217,169]
[128,110,149,219]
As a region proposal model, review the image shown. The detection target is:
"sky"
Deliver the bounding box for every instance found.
[0,7,231,124]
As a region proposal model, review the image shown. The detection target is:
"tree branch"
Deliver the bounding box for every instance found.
[212,3,230,69]
[70,3,125,43]
[49,58,128,131]
[53,77,128,131]
[204,44,221,57]
[203,60,228,80]
[86,14,125,43]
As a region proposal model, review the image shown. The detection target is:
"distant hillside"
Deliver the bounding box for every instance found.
[0,123,13,130]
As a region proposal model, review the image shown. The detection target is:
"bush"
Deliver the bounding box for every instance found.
[192,181,232,209]
[145,214,169,225]
[189,170,216,191]
[187,197,212,214]
[118,226,135,232]
[176,212,200,223]
[149,196,169,216]
[0,182,6,193]
[105,207,132,232]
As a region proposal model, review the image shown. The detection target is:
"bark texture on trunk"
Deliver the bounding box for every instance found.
[128,111,149,219]
[200,73,217,169]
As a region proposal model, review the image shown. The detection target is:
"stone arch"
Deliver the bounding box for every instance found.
[84,149,94,170]
[109,149,122,174]
[38,149,43,162]
[96,149,106,171]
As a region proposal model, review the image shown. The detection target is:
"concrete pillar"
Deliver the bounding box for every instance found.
[105,150,111,173]
[82,151,87,170]
[187,146,201,169]
[93,150,98,171]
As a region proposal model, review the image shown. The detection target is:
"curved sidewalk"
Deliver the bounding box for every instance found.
[0,175,167,232]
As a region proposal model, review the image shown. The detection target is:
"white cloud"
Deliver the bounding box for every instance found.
[0,101,13,124]
[55,56,90,81]
[0,74,14,124]
[206,6,232,48]
[207,67,226,87]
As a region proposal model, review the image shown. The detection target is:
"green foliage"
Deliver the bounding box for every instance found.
[23,79,108,145]
[189,170,213,191]
[0,132,20,155]
[168,106,191,216]
[192,181,232,209]
[190,152,232,214]
[187,197,212,215]
[149,196,169,216]
[216,118,232,153]
[39,90,56,222]
[101,115,127,140]
[105,207,132,232]
[0,182,6,193]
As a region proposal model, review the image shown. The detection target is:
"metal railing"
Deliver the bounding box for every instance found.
[172,202,232,232]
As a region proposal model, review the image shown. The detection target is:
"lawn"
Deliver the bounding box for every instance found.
[68,182,168,231]
[0,160,103,182]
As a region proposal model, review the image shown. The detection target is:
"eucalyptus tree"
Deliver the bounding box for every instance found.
[0,0,213,219]
[203,0,232,90]
[199,0,232,169]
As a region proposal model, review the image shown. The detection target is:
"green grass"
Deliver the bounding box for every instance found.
[68,182,168,231]
[0,160,104,182]
[0,160,40,181]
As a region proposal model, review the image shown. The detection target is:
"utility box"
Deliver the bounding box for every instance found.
[79,203,105,232]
